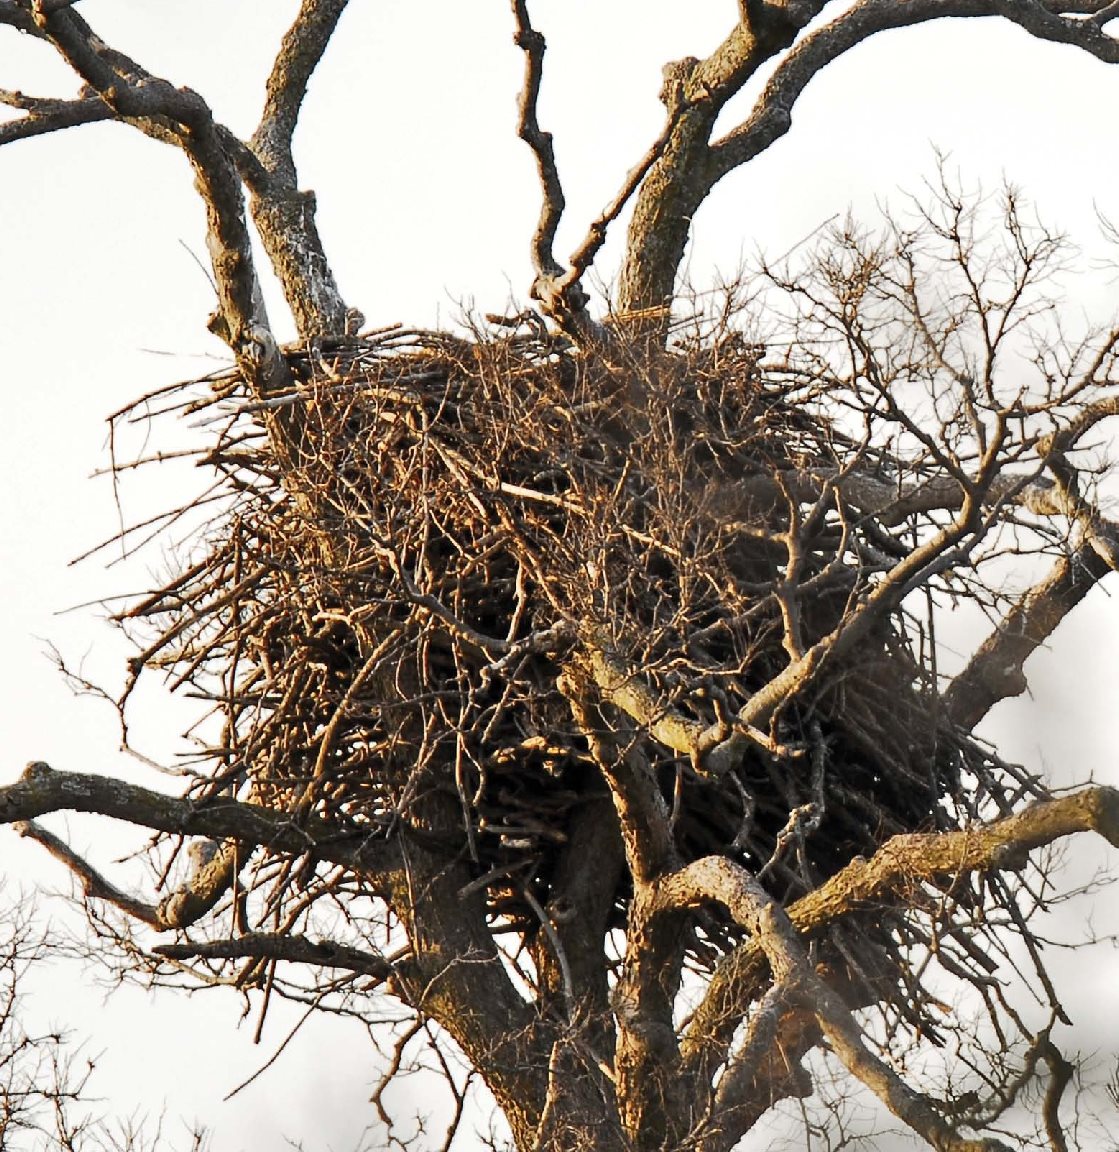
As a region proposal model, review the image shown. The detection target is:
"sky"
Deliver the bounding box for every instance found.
[3,2,1119,1149]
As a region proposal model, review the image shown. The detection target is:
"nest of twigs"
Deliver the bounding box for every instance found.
[116,322,1032,980]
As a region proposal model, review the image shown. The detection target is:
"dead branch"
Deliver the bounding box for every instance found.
[0,761,399,878]
[251,0,350,180]
[0,86,112,143]
[154,931,393,981]
[13,820,240,931]
[945,542,1115,728]
[510,0,565,290]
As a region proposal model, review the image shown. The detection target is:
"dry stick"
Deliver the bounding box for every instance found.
[561,114,678,293]
[510,0,564,284]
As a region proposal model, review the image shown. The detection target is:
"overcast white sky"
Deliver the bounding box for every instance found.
[4,2,1119,1149]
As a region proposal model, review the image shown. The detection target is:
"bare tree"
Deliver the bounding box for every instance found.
[4,3,1119,1150]
[0,894,211,1151]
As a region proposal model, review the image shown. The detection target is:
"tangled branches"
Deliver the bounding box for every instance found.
[110,187,1099,980]
[12,184,1106,1150]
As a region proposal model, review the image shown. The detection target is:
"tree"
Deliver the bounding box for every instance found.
[4,2,1119,1149]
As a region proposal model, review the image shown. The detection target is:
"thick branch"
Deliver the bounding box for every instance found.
[795,786,1119,924]
[659,855,1018,1151]
[1,762,552,1144]
[713,1,1119,182]
[248,0,351,338]
[681,786,1119,1090]
[0,762,400,877]
[692,988,817,1152]
[617,0,1119,318]
[0,2,37,33]
[945,541,1114,729]
[251,0,350,181]
[616,5,820,318]
[808,967,1010,1151]
[561,672,674,883]
[27,4,289,392]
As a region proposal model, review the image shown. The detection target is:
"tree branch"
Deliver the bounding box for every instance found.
[1,762,554,1144]
[0,88,111,145]
[691,987,817,1152]
[15,819,240,931]
[680,785,1119,1094]
[0,762,400,878]
[26,4,289,393]
[945,541,1114,729]
[658,854,1023,1151]
[251,0,350,181]
[14,819,164,928]
[510,0,564,288]
[248,0,351,338]
[154,931,393,981]
[0,2,38,34]
[616,0,1119,320]
[560,668,675,883]
[508,0,614,344]
[615,4,825,319]
[712,1,1119,183]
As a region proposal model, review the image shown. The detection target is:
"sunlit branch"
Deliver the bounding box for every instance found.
[561,675,674,882]
[690,989,817,1152]
[680,785,1119,1092]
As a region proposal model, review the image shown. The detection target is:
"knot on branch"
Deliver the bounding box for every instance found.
[156,839,238,930]
[21,761,53,781]
[659,57,700,113]
[743,0,816,44]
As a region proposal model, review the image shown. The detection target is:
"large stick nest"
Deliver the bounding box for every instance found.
[118,323,1032,972]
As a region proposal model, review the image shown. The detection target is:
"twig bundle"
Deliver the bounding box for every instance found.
[116,324,1034,976]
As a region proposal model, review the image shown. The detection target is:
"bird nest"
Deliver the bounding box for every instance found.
[114,322,1035,977]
